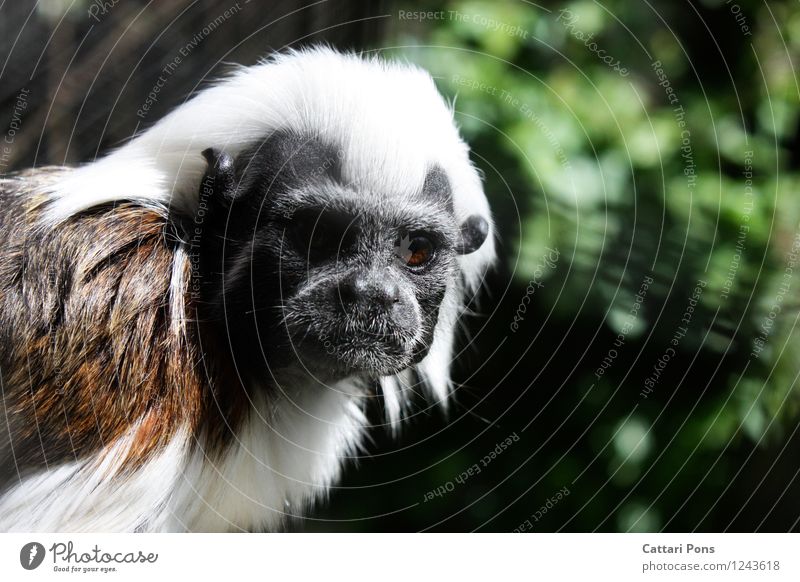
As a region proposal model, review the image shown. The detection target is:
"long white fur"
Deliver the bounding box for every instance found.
[2,47,494,532]
[1,380,364,531]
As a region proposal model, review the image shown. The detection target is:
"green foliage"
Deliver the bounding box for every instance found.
[383,0,799,530]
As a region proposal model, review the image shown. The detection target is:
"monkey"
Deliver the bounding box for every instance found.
[0,47,494,532]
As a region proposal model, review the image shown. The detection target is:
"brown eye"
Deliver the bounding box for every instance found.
[398,234,435,267]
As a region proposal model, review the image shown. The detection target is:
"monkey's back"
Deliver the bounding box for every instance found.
[0,170,204,488]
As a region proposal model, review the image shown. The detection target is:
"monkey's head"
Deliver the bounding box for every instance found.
[35,48,495,417]
[197,131,489,381]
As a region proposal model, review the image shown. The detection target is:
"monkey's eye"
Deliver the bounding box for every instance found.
[397,233,435,268]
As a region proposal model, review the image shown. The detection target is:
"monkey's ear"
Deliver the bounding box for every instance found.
[200,148,237,204]
[457,214,489,255]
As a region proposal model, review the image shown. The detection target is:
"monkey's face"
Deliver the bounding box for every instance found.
[198,133,488,381]
[265,192,458,378]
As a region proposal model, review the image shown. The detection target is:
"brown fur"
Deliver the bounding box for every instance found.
[0,168,244,486]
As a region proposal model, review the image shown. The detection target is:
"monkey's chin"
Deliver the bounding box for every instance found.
[340,354,411,378]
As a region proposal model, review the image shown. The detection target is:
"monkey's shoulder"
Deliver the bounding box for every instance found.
[0,171,202,481]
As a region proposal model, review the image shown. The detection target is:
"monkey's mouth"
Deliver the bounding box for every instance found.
[291,322,417,377]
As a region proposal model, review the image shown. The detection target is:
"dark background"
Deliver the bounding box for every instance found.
[1,0,799,531]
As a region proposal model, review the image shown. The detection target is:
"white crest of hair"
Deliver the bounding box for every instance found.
[39,46,494,282]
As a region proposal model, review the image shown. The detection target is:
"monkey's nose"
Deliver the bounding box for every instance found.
[336,275,400,310]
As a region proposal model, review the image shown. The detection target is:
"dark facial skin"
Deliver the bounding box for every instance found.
[193,132,488,385]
